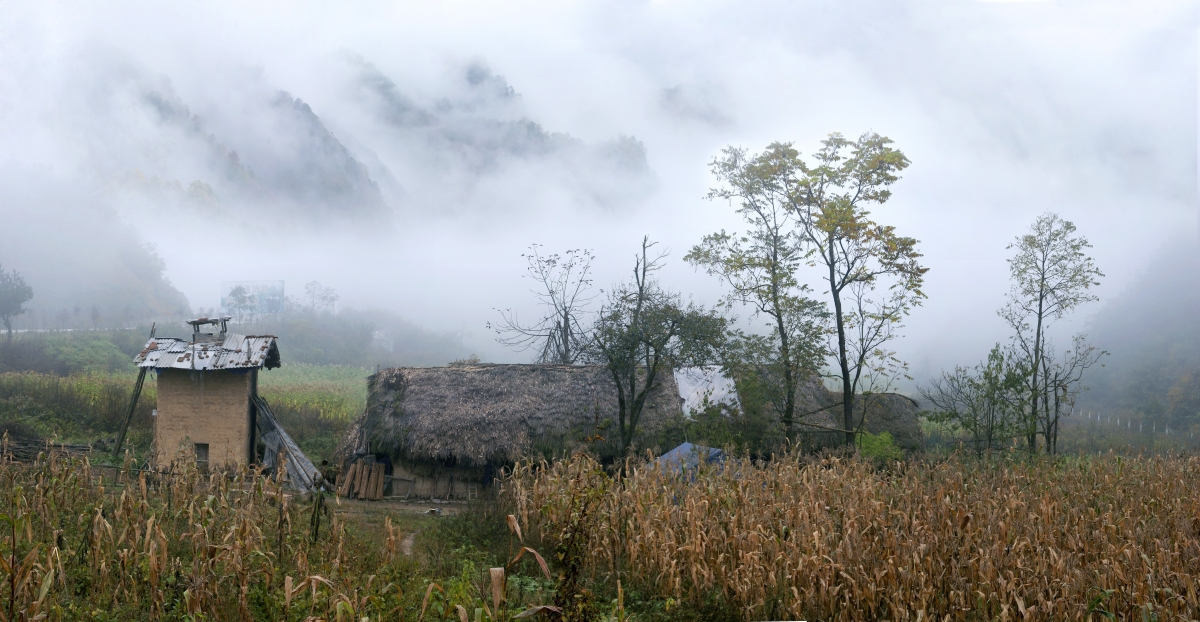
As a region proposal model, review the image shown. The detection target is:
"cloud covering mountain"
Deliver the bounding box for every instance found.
[0,0,1194,373]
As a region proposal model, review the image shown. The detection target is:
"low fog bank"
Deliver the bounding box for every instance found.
[0,0,1196,378]
[0,170,189,324]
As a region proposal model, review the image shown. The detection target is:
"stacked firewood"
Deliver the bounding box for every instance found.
[338,458,387,500]
[4,442,93,463]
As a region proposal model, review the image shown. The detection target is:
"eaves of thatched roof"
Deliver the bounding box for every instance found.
[363,364,683,466]
[796,378,924,450]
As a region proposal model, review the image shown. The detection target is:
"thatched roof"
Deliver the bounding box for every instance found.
[796,378,924,451]
[362,364,683,466]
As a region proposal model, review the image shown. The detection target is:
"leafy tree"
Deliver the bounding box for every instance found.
[921,344,1024,455]
[586,237,726,453]
[0,264,33,341]
[999,213,1103,452]
[687,156,827,439]
[489,246,596,364]
[709,134,926,445]
[226,285,255,321]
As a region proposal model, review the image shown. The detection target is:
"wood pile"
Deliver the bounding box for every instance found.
[4,442,93,463]
[338,459,387,500]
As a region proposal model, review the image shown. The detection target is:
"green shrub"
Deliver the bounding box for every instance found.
[858,430,903,460]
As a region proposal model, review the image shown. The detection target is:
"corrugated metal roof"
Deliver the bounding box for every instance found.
[134,334,281,370]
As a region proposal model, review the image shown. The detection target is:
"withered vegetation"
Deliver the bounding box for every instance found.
[511,452,1200,621]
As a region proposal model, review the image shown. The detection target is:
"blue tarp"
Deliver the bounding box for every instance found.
[655,442,725,472]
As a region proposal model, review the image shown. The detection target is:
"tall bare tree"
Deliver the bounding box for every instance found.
[0,264,33,341]
[587,238,725,453]
[687,149,828,439]
[490,245,596,364]
[999,213,1103,452]
[1037,335,1104,454]
[304,281,339,315]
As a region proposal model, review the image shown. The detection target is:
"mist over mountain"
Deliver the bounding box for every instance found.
[1080,236,1200,425]
[330,56,654,216]
[0,0,1195,374]
[0,47,655,330]
[81,53,653,232]
[0,172,190,323]
[93,65,381,230]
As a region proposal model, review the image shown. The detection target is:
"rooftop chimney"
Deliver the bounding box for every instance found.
[187,317,230,343]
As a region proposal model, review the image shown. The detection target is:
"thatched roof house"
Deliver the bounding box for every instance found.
[361,364,683,467]
[335,364,683,500]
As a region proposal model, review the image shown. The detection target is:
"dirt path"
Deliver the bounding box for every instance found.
[401,532,415,556]
[327,497,466,558]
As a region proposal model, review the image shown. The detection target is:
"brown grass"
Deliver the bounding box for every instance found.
[0,443,423,620]
[509,452,1200,620]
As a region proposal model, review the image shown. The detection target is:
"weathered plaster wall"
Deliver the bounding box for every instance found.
[154,369,251,468]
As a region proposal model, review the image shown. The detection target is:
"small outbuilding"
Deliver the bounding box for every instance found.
[134,318,320,490]
[135,318,279,469]
[336,364,684,500]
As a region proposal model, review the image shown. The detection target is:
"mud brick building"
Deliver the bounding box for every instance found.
[134,317,280,469]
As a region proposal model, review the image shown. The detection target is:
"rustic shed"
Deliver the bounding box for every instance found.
[134,318,320,490]
[336,364,684,500]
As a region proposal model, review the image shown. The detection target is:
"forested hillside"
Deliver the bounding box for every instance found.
[1081,237,1200,430]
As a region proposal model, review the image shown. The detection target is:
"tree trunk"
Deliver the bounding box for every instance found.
[1028,295,1045,454]
[775,309,795,441]
[828,247,854,446]
[610,366,630,453]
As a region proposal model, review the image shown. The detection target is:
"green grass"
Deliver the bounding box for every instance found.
[0,371,154,453]
[257,364,370,461]
[257,363,369,421]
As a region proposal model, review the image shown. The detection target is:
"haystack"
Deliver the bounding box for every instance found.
[341,364,683,500]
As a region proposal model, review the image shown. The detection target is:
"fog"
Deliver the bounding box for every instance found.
[0,0,1196,377]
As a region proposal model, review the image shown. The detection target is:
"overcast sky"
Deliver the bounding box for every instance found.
[1,0,1196,378]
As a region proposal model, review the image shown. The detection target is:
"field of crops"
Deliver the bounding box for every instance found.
[3,359,1200,621]
[512,452,1200,621]
[256,364,370,421]
[0,441,1195,620]
[0,372,156,450]
[256,364,370,460]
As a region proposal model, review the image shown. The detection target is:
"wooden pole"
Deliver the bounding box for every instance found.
[113,323,155,458]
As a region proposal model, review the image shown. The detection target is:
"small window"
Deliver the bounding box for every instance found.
[467,483,479,501]
[195,443,209,471]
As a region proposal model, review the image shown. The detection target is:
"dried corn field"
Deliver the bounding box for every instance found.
[509,453,1200,621]
[0,447,423,621]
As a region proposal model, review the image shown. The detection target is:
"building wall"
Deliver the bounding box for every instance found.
[387,463,489,500]
[154,369,252,469]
